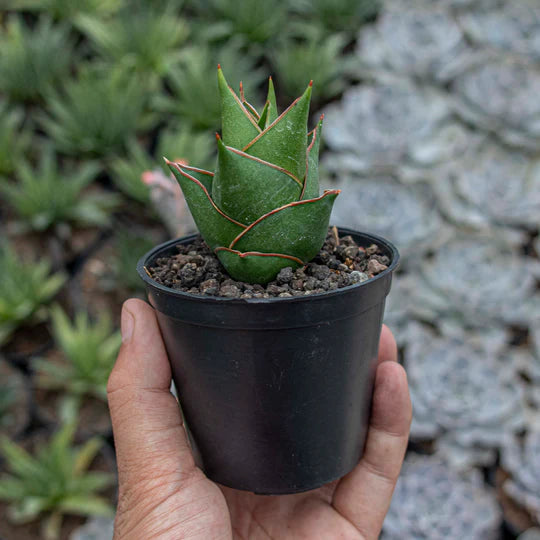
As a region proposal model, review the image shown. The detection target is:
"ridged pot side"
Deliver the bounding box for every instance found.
[137,228,399,494]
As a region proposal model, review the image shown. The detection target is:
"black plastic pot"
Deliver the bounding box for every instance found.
[137,227,399,494]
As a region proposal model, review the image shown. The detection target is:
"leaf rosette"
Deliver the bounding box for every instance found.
[167,68,339,284]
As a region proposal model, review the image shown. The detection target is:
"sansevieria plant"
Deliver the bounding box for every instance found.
[166,67,340,284]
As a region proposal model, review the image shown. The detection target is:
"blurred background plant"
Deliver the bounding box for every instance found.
[1,147,118,233]
[0,421,114,540]
[0,15,75,103]
[0,244,65,346]
[1,0,539,537]
[33,306,121,401]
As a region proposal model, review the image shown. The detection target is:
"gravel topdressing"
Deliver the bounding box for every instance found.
[147,227,391,298]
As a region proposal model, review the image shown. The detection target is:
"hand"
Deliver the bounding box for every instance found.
[108,299,412,539]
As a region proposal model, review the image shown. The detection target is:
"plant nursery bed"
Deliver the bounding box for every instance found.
[2,323,52,365]
[148,227,390,297]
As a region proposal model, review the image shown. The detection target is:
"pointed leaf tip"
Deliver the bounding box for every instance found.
[309,80,313,87]
[215,132,221,141]
[217,63,221,70]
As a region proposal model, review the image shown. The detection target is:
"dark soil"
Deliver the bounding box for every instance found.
[148,227,391,298]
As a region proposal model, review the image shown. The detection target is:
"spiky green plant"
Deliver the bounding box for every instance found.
[33,307,121,401]
[41,67,152,157]
[0,422,114,540]
[1,147,119,232]
[291,0,382,34]
[77,2,189,80]
[0,16,75,103]
[192,0,287,45]
[155,41,264,131]
[109,139,153,204]
[114,230,157,291]
[157,125,216,172]
[166,69,340,284]
[291,0,380,35]
[2,0,124,20]
[0,102,31,177]
[271,26,348,104]
[0,244,66,346]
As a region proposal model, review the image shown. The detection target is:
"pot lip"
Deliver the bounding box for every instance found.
[137,226,399,304]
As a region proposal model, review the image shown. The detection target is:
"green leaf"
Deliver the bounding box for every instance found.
[0,475,27,500]
[57,495,114,517]
[266,76,279,123]
[168,161,214,192]
[231,190,339,262]
[257,101,270,130]
[0,437,42,478]
[9,496,50,523]
[302,116,323,200]
[212,138,302,225]
[242,81,312,180]
[168,160,245,250]
[216,249,303,284]
[73,438,103,475]
[217,66,260,149]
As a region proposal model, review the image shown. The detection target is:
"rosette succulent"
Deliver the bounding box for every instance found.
[166,68,340,284]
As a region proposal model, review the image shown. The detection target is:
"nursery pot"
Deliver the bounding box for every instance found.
[137,227,399,494]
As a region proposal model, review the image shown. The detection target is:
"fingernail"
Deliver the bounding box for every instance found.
[121,306,135,344]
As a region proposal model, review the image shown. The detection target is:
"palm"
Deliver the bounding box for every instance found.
[221,482,362,539]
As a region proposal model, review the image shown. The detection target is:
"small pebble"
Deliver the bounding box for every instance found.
[350,271,369,284]
[367,259,388,275]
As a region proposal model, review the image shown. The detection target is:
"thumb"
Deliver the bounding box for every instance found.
[107,299,197,491]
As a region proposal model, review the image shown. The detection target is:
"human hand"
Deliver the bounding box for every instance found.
[108,299,412,539]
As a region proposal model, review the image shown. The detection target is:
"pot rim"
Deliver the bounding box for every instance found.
[137,226,399,304]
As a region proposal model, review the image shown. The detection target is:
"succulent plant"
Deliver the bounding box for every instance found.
[166,68,340,284]
[1,146,119,232]
[459,1,540,63]
[156,125,216,173]
[33,306,121,401]
[77,2,189,80]
[155,42,264,132]
[290,0,380,35]
[383,454,502,540]
[0,16,75,103]
[405,323,525,468]
[0,101,31,177]
[414,236,540,328]
[326,175,447,263]
[0,422,114,540]
[193,0,288,46]
[113,230,157,292]
[0,243,66,346]
[109,139,153,204]
[502,430,540,523]
[434,139,540,230]
[41,66,151,157]
[356,3,477,83]
[3,0,124,20]
[452,59,540,151]
[270,25,348,105]
[321,80,450,176]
